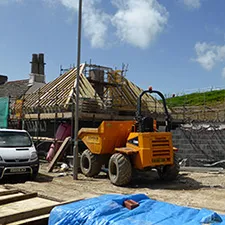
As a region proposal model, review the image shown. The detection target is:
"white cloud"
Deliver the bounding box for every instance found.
[182,0,201,9]
[111,0,169,49]
[58,0,169,49]
[194,42,225,71]
[194,42,225,78]
[82,1,110,48]
[57,0,109,48]
[1,0,168,49]
[58,0,79,11]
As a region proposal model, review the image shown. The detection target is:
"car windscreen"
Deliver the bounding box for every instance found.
[0,131,32,147]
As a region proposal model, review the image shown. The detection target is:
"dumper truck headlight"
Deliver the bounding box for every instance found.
[30,152,38,160]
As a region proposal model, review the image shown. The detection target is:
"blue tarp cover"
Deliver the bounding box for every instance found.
[49,194,225,225]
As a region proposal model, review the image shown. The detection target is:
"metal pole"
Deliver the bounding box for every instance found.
[37,88,41,145]
[73,0,82,180]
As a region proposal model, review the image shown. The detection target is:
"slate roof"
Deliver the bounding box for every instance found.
[0,79,29,99]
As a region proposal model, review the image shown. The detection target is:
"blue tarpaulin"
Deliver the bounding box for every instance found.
[49,194,225,225]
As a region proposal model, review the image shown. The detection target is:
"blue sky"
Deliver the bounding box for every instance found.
[0,0,225,95]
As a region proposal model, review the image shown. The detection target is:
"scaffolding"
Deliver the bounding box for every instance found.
[7,63,168,147]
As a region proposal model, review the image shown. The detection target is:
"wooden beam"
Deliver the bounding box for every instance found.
[47,136,71,172]
[180,167,224,173]
[0,198,83,224]
[24,112,72,119]
[32,137,55,142]
[0,193,37,205]
[64,79,76,107]
[22,111,136,121]
[34,68,77,105]
[65,64,85,107]
[0,190,19,197]
[0,205,54,224]
[7,214,49,225]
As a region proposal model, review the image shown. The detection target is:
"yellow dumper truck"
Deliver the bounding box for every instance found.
[78,88,179,186]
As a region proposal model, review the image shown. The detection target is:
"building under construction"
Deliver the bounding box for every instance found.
[9,55,167,139]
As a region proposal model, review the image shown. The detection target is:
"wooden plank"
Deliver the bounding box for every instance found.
[47,136,71,172]
[180,166,224,173]
[32,136,55,142]
[0,198,82,224]
[0,204,54,224]
[23,111,135,121]
[0,197,57,218]
[8,214,49,225]
[34,68,76,105]
[64,79,76,107]
[65,64,85,106]
[24,112,72,119]
[0,190,19,197]
[0,193,37,205]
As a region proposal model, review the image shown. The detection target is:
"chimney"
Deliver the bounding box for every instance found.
[38,53,45,75]
[29,53,46,86]
[0,75,8,85]
[31,54,39,74]
[89,69,104,98]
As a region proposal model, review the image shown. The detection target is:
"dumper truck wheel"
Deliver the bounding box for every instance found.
[157,154,180,181]
[80,149,102,177]
[108,153,132,186]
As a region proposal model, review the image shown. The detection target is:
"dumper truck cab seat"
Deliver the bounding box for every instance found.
[140,116,154,132]
[136,87,171,133]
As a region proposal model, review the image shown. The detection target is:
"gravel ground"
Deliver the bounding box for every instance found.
[1,162,225,214]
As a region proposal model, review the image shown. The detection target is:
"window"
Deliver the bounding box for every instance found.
[0,131,32,147]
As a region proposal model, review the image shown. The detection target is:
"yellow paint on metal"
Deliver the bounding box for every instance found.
[78,120,175,169]
[115,147,139,155]
[78,121,134,154]
[129,132,174,169]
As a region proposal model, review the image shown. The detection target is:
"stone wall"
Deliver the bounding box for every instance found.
[172,126,225,166]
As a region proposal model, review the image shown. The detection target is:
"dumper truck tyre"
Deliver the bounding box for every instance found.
[108,153,132,186]
[80,149,102,177]
[157,153,180,181]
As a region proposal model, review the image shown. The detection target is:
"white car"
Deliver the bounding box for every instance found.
[0,129,39,180]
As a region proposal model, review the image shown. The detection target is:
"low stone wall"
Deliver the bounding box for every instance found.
[172,127,225,166]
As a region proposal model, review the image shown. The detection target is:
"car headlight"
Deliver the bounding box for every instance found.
[30,152,38,161]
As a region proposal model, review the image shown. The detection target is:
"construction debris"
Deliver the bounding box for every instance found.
[47,137,71,173]
[180,166,224,173]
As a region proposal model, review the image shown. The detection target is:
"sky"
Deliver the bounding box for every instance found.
[0,0,225,95]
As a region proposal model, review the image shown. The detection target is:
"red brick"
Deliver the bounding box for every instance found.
[123,199,139,210]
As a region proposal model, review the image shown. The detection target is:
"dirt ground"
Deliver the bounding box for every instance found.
[1,162,225,215]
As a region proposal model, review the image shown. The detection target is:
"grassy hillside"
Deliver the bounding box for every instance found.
[165,89,225,107]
